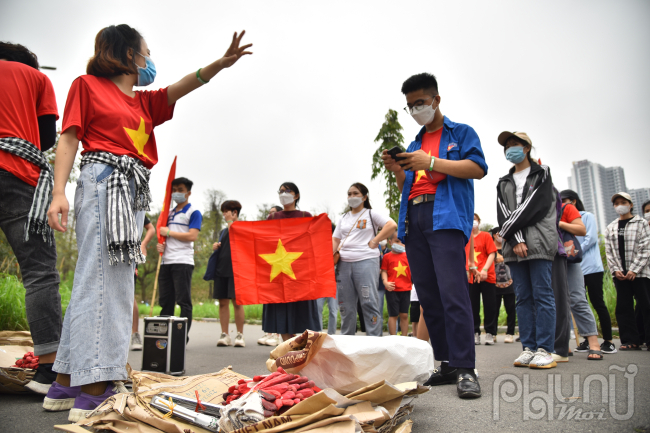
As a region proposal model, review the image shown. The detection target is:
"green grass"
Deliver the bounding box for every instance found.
[0,274,72,331]
[0,272,620,335]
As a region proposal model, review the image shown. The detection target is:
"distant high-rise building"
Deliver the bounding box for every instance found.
[567,160,627,234]
[628,188,650,216]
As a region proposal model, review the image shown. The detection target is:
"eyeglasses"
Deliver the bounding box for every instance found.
[278,189,294,194]
[404,96,433,115]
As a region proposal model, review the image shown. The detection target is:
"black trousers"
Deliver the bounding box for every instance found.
[583,272,613,341]
[614,277,650,346]
[496,292,517,335]
[159,263,194,331]
[0,169,62,356]
[552,255,571,357]
[469,282,497,335]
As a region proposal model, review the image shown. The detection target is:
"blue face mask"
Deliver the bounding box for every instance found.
[391,244,405,254]
[505,146,526,164]
[135,52,156,87]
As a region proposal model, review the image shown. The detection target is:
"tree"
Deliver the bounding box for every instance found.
[480,223,494,233]
[194,189,227,268]
[371,109,405,222]
[136,210,162,302]
[256,203,274,221]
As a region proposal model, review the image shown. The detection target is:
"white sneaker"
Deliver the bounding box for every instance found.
[265,334,281,346]
[485,333,494,345]
[474,333,480,345]
[551,353,569,363]
[234,332,245,348]
[504,334,514,344]
[513,347,535,367]
[216,333,232,347]
[529,348,557,369]
[257,333,271,345]
[130,332,143,351]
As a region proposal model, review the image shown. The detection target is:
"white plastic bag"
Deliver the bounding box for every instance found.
[301,335,433,394]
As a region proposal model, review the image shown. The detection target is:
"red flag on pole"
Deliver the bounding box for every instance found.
[156,156,177,250]
[229,214,336,305]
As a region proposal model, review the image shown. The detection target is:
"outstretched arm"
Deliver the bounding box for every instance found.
[167,31,252,106]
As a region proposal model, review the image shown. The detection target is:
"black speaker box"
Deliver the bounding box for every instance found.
[142,316,187,375]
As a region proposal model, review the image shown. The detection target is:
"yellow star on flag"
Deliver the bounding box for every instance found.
[415,151,432,183]
[259,239,303,282]
[394,261,409,278]
[124,117,152,161]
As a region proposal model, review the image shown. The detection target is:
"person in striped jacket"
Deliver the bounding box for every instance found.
[604,192,650,350]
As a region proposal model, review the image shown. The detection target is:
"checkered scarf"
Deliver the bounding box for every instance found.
[0,137,55,244]
[81,152,152,265]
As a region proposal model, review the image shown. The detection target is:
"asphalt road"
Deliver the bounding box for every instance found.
[1,320,649,433]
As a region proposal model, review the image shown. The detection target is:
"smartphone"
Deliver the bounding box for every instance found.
[387,146,406,162]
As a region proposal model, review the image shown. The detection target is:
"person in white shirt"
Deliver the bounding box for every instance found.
[332,183,397,336]
[157,177,203,338]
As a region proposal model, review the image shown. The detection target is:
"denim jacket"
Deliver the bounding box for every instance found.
[398,116,488,244]
[577,211,604,275]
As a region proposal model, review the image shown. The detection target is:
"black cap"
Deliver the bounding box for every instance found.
[490,226,500,236]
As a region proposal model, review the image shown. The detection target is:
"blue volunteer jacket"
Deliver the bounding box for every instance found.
[398,116,488,244]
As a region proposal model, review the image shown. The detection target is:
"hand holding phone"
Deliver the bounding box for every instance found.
[387,146,406,162]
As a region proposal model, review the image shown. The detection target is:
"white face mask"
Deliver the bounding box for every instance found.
[379,239,387,248]
[279,192,294,206]
[172,192,187,204]
[495,235,503,243]
[410,99,438,126]
[615,205,630,216]
[645,212,650,222]
[348,196,363,209]
[472,220,479,229]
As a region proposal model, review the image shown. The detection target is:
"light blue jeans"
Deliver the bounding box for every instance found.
[566,262,598,337]
[317,297,338,334]
[53,163,144,386]
[336,258,383,336]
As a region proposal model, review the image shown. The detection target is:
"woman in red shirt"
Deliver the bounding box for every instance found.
[45,24,252,422]
[466,214,498,345]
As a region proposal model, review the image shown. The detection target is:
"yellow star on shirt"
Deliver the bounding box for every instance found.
[415,151,432,183]
[474,250,481,262]
[259,239,304,282]
[394,261,409,278]
[124,117,152,161]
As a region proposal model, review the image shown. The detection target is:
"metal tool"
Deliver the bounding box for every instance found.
[158,391,222,418]
[150,395,220,432]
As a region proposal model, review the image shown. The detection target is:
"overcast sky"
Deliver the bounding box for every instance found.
[2,0,649,226]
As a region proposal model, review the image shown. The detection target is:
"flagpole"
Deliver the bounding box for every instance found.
[149,254,162,317]
[149,156,177,317]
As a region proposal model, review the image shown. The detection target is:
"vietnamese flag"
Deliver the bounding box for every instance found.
[156,156,176,248]
[229,214,336,305]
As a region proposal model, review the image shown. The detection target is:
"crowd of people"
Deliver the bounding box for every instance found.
[1,23,649,423]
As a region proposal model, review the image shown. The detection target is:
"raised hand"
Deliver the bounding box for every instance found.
[381,150,404,173]
[221,30,253,68]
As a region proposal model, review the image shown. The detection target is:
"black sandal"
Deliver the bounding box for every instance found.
[619,344,641,351]
[587,349,604,360]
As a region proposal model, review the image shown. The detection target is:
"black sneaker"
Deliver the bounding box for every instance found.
[600,341,617,354]
[575,339,590,352]
[424,362,457,386]
[24,363,57,395]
